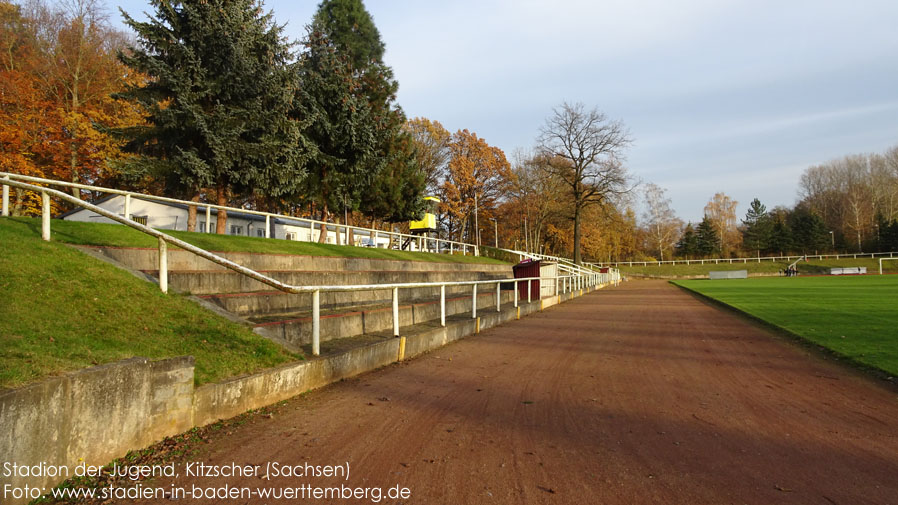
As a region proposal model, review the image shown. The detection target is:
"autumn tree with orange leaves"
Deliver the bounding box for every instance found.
[0,0,143,215]
[441,130,514,245]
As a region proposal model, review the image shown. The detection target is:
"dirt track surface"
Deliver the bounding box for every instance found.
[127,280,898,504]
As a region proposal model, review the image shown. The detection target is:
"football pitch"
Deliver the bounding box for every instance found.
[673,275,898,377]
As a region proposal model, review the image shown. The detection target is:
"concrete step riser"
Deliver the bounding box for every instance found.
[255,291,518,346]
[79,246,513,274]
[206,283,514,316]
[171,271,509,295]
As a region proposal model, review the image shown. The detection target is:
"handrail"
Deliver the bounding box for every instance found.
[0,172,479,255]
[1,177,620,356]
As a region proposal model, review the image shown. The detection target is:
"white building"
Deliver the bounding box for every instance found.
[60,194,399,247]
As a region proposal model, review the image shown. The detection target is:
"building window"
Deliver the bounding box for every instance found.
[131,215,148,226]
[199,220,216,233]
[230,225,243,235]
[286,232,296,241]
[256,229,265,237]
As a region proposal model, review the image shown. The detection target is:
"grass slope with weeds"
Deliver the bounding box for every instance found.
[0,218,299,388]
[674,276,898,378]
[34,217,507,265]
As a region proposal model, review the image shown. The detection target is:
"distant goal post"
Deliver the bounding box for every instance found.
[879,257,898,275]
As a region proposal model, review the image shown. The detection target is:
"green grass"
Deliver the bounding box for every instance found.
[0,217,300,388]
[673,276,898,377]
[32,217,507,265]
[621,257,898,278]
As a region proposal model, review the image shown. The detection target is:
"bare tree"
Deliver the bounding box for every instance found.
[537,102,632,264]
[642,183,682,261]
[509,151,565,253]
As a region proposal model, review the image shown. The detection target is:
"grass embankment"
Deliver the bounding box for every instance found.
[674,276,898,377]
[35,217,507,265]
[0,218,299,388]
[621,257,898,278]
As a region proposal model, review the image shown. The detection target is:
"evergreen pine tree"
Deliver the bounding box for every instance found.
[741,198,772,253]
[696,216,720,257]
[768,218,794,255]
[675,223,699,258]
[295,22,376,239]
[117,0,307,232]
[312,0,424,225]
[790,209,829,253]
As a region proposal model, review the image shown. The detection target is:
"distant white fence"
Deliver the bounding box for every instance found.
[595,251,898,268]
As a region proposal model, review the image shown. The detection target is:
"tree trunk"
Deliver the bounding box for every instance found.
[346,212,354,246]
[187,193,199,232]
[573,204,582,265]
[215,186,228,235]
[13,188,23,216]
[318,204,329,243]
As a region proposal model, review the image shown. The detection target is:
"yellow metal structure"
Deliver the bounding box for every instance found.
[410,196,439,233]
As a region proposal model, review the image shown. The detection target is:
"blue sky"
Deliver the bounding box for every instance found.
[111,0,898,223]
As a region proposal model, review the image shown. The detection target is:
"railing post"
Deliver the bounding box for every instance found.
[124,194,131,221]
[158,237,168,293]
[1,175,9,216]
[41,191,50,241]
[450,243,454,255]
[265,214,270,238]
[513,280,518,307]
[496,281,501,312]
[392,287,399,337]
[472,284,477,319]
[554,276,558,297]
[440,284,446,327]
[528,279,533,302]
[312,290,320,356]
[205,205,211,233]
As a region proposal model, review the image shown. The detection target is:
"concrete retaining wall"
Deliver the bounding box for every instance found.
[0,282,612,505]
[0,357,194,501]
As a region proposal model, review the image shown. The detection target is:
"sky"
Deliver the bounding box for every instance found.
[110,0,898,224]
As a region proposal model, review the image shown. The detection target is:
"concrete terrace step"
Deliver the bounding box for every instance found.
[250,289,518,348]
[76,245,512,274]
[153,269,509,296]
[195,278,516,316]
[72,245,528,354]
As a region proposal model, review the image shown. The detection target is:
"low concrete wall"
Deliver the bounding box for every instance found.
[0,357,194,502]
[193,339,400,426]
[0,281,612,505]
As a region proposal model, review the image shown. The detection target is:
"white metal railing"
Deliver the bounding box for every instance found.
[594,251,898,268]
[1,172,600,266]
[0,172,482,256]
[1,178,619,357]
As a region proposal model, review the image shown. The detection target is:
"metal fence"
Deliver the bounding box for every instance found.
[1,177,619,357]
[591,251,898,268]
